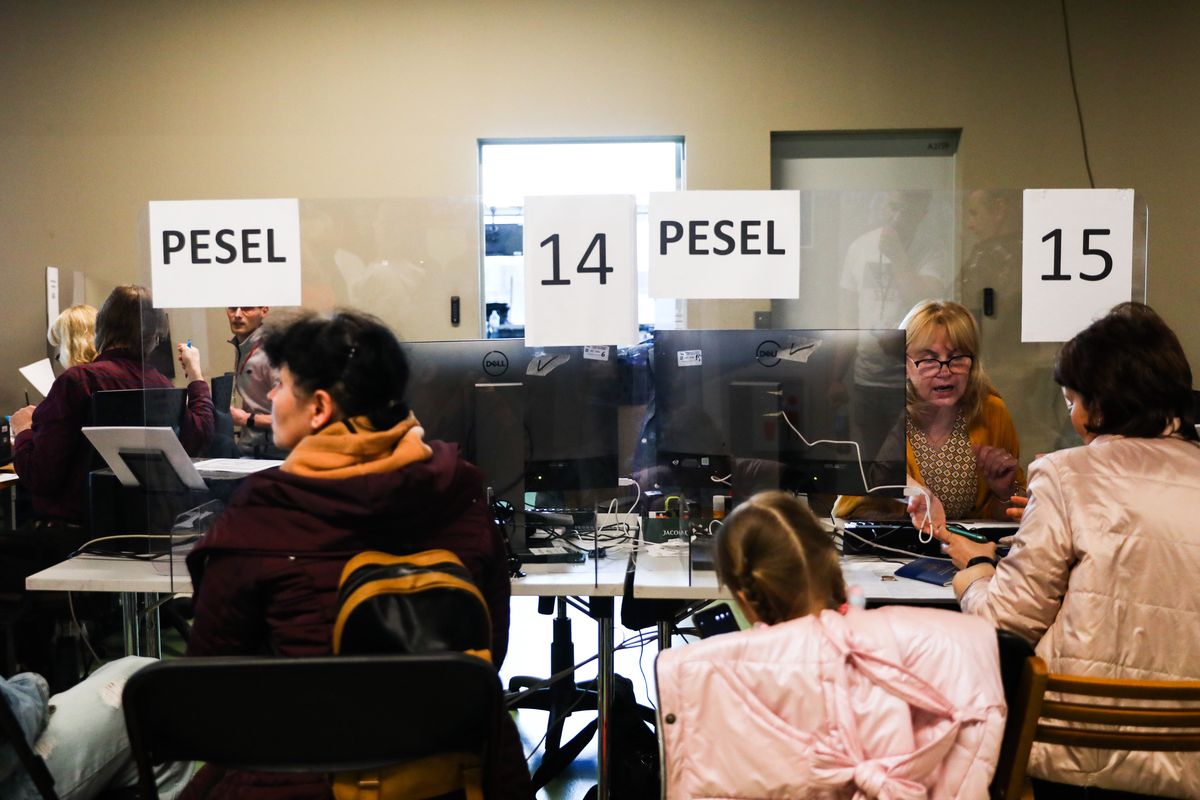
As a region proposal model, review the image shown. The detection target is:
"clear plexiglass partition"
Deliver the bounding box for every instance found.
[116,190,1148,598]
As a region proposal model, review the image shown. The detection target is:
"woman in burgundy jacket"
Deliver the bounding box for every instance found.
[183,310,532,800]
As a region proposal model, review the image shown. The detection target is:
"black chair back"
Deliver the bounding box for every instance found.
[122,653,499,799]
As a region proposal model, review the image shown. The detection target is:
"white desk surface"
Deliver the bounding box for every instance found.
[632,546,955,604]
[28,551,632,598]
[25,554,190,594]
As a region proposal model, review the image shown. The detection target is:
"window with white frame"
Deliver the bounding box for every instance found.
[479,138,684,338]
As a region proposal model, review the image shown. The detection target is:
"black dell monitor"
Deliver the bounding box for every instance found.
[651,328,906,502]
[402,339,619,503]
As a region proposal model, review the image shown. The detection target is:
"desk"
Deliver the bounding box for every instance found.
[633,546,955,605]
[25,553,189,658]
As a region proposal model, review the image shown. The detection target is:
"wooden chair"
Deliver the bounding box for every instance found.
[122,653,500,800]
[992,656,1200,800]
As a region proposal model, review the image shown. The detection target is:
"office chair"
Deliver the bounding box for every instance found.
[0,683,136,800]
[991,655,1200,800]
[123,653,500,800]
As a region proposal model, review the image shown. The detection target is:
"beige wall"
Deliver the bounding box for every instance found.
[3,0,1198,414]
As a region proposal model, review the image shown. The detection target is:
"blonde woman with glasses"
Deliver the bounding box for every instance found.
[836,300,1023,534]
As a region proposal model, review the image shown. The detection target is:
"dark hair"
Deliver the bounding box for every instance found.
[1054,302,1198,442]
[262,310,411,431]
[714,491,847,625]
[95,285,166,356]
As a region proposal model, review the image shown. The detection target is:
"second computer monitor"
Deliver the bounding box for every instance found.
[652,329,906,498]
[402,339,619,501]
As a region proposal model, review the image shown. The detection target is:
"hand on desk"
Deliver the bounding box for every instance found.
[935,525,998,570]
[10,405,35,437]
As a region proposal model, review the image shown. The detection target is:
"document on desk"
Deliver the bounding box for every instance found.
[194,458,284,475]
[0,473,18,486]
[19,358,55,398]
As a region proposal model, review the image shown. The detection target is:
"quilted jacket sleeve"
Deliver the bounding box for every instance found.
[957,456,1073,643]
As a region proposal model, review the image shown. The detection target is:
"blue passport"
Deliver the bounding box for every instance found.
[894,557,957,586]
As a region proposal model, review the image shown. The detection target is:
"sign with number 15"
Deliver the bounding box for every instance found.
[523,195,638,347]
[1021,189,1134,342]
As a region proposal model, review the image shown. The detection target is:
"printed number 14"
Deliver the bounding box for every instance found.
[540,233,613,286]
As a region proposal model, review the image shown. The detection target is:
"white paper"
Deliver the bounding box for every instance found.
[525,353,570,377]
[775,338,823,364]
[149,198,302,308]
[522,195,638,347]
[45,267,59,329]
[19,359,56,397]
[81,427,207,490]
[0,473,19,486]
[194,458,284,474]
[1021,189,1134,342]
[582,345,610,362]
[649,190,801,299]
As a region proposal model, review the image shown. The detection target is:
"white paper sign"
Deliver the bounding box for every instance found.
[523,195,638,347]
[149,198,302,308]
[19,358,56,397]
[1021,189,1134,342]
[649,190,801,299]
[45,267,59,328]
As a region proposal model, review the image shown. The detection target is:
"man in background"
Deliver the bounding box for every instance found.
[227,305,284,458]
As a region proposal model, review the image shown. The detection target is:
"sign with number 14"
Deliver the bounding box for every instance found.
[523,195,638,347]
[1021,189,1134,342]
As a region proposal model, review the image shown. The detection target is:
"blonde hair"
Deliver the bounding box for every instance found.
[900,299,997,427]
[714,492,846,625]
[47,304,98,368]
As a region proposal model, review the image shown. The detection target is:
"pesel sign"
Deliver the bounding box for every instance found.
[148,198,302,309]
[649,190,801,299]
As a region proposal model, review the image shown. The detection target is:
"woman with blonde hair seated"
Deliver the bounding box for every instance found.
[656,491,1007,799]
[47,304,98,368]
[835,299,1024,533]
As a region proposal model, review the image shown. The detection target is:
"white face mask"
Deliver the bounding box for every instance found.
[57,348,72,369]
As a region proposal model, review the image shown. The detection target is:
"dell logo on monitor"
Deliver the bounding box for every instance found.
[755,340,781,368]
[482,351,510,377]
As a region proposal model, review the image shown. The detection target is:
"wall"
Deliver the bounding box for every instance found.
[2,0,1198,415]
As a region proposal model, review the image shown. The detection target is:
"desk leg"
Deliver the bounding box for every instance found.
[593,596,614,800]
[120,592,162,658]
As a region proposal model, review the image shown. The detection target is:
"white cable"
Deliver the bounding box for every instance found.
[619,475,642,529]
[709,474,733,486]
[772,410,933,536]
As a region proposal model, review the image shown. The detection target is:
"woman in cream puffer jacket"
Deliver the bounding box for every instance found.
[945,303,1200,800]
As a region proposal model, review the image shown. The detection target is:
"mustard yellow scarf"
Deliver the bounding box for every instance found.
[281,412,433,479]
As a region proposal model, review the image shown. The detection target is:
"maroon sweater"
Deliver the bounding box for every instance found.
[184,440,531,800]
[12,348,214,523]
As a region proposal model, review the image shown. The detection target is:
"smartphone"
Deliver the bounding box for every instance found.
[945,523,990,543]
[693,603,741,638]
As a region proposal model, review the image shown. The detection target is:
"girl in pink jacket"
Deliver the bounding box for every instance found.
[656,492,1008,799]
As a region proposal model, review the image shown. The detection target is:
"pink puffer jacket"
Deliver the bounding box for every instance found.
[656,606,1006,799]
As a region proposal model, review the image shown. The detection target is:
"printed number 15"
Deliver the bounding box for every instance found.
[540,233,614,286]
[1041,228,1113,282]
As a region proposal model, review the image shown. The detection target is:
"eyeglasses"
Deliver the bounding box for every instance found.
[908,354,973,377]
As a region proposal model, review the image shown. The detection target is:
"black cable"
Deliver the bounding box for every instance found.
[1061,0,1096,188]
